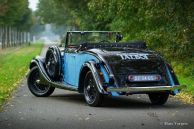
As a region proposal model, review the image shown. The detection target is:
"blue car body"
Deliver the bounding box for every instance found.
[64,53,99,86]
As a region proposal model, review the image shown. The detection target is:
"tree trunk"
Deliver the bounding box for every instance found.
[4,26,7,48]
[17,29,19,46]
[2,26,5,49]
[22,31,23,44]
[13,28,16,47]
[0,26,2,49]
[18,30,21,46]
[10,27,12,47]
[28,32,31,45]
[7,26,10,48]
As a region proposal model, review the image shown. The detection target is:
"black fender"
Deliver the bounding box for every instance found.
[28,56,52,82]
[78,61,108,94]
[164,62,180,95]
[165,63,180,85]
[29,56,45,70]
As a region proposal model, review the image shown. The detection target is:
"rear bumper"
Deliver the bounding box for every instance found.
[107,85,186,93]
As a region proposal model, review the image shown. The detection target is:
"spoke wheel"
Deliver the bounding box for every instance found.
[84,71,103,106]
[27,66,55,97]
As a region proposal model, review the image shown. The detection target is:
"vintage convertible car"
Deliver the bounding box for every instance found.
[27,31,186,106]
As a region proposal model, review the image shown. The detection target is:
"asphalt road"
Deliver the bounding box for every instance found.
[0,45,194,129]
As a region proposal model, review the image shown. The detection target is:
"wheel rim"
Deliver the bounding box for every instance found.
[84,73,97,104]
[29,68,50,94]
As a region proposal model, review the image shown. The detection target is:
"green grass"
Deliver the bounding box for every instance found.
[0,42,43,106]
[176,75,194,104]
[172,61,194,104]
[178,76,194,94]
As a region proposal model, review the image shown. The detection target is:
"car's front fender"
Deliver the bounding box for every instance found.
[27,56,78,91]
[28,56,51,82]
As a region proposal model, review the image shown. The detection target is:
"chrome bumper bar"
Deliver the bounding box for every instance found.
[107,85,187,93]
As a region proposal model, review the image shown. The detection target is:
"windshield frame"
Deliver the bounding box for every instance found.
[65,31,121,48]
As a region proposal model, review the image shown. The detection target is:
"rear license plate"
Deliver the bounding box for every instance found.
[128,75,161,82]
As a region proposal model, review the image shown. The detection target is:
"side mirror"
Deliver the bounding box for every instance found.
[116,34,123,42]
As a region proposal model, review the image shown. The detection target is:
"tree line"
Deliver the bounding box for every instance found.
[0,27,30,48]
[37,0,194,76]
[0,0,33,49]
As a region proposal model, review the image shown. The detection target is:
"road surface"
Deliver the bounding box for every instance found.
[0,44,194,129]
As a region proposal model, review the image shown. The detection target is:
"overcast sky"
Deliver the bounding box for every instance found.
[28,0,39,11]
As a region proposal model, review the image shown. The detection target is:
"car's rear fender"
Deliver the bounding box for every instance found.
[165,63,180,95]
[78,61,109,94]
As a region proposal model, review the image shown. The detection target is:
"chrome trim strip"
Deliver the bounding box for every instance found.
[107,85,187,92]
[85,61,108,94]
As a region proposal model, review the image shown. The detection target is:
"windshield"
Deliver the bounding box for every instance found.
[67,31,121,45]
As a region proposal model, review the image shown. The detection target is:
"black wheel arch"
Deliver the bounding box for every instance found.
[166,63,180,85]
[78,61,108,94]
[78,65,90,93]
[30,61,37,69]
[29,56,45,70]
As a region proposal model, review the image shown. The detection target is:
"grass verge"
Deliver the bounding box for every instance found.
[176,76,194,104]
[0,42,43,107]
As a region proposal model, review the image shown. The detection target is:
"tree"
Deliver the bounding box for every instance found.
[0,0,33,48]
[37,0,194,60]
[36,0,194,76]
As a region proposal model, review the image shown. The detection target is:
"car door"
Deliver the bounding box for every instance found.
[63,52,77,86]
[63,50,98,87]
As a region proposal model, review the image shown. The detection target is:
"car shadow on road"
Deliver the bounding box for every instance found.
[101,96,181,109]
[50,93,85,103]
[50,93,188,109]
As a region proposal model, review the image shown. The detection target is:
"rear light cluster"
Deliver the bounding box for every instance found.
[128,74,161,82]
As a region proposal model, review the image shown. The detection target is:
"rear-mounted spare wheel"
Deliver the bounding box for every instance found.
[45,46,61,80]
